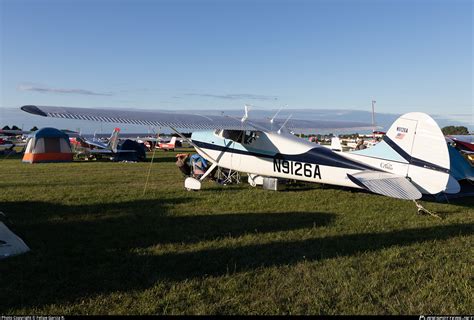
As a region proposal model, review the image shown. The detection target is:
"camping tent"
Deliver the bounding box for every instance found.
[112,139,146,162]
[23,127,73,163]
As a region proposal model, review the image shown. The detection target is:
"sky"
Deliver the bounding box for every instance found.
[0,0,472,123]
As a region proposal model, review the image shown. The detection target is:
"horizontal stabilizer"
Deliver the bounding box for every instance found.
[348,171,422,200]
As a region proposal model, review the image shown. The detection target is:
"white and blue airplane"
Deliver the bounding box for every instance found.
[21,105,463,214]
[72,127,122,154]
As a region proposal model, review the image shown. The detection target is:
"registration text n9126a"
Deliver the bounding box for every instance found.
[273,158,322,179]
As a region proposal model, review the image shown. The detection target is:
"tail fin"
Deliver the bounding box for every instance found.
[352,112,455,195]
[107,128,120,153]
[170,136,177,146]
[330,137,342,151]
[383,112,452,194]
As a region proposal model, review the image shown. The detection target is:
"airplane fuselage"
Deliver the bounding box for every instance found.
[191,130,378,189]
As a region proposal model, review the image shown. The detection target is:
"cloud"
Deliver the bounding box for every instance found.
[433,113,474,128]
[18,83,113,96]
[184,93,277,101]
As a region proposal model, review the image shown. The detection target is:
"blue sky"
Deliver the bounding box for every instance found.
[1,0,472,118]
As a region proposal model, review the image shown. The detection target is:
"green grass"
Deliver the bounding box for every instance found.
[0,150,472,315]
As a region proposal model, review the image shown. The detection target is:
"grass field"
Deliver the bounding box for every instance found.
[0,149,473,315]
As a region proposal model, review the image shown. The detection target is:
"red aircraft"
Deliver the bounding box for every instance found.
[156,137,177,151]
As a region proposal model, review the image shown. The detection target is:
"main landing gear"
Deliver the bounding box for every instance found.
[184,162,218,191]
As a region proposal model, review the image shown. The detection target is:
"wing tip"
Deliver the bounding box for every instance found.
[21,105,48,117]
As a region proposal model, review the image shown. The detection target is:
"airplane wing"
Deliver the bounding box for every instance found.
[88,149,113,154]
[88,149,136,154]
[347,171,422,200]
[21,105,372,132]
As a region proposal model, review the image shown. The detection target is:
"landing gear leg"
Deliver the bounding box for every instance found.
[185,162,218,190]
[413,200,442,219]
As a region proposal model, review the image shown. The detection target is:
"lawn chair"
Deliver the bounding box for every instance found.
[190,154,208,179]
[216,167,241,185]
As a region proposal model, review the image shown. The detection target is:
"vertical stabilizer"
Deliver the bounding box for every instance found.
[330,137,342,151]
[383,112,451,194]
[107,128,121,153]
[169,136,177,146]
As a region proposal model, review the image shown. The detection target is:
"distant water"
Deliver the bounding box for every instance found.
[1,107,471,134]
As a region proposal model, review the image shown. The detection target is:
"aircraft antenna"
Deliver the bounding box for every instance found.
[278,114,293,134]
[270,105,287,124]
[371,100,376,139]
[241,104,250,122]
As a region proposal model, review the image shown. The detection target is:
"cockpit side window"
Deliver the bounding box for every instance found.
[243,130,259,144]
[220,130,260,144]
[222,130,244,142]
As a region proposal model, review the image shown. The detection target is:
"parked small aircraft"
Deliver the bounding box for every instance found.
[70,127,121,155]
[157,136,177,151]
[70,127,145,161]
[21,105,469,215]
[0,138,15,151]
[447,135,474,152]
[0,129,30,150]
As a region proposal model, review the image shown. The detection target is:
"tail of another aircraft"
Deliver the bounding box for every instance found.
[107,128,121,153]
[169,136,177,146]
[330,137,342,151]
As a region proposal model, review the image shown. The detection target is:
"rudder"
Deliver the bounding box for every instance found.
[384,112,452,194]
[107,128,121,153]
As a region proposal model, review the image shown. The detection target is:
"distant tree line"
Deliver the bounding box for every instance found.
[2,125,38,131]
[2,125,21,130]
[441,126,469,135]
[299,133,335,139]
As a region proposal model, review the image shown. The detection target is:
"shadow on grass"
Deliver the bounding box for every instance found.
[0,153,24,160]
[0,198,472,312]
[148,156,178,163]
[154,223,473,280]
[445,197,474,208]
[0,198,333,311]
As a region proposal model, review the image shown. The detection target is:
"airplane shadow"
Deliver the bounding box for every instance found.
[149,156,177,163]
[0,153,24,160]
[148,222,473,281]
[0,198,472,312]
[282,182,474,209]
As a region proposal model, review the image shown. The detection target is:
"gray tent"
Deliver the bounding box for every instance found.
[0,222,29,259]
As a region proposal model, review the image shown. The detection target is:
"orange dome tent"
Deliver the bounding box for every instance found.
[23,127,73,163]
